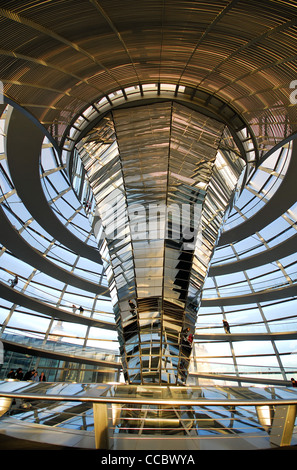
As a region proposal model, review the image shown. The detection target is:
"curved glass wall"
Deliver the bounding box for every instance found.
[0,103,120,383]
[60,83,297,386]
[0,87,296,387]
[71,98,248,385]
[197,138,297,384]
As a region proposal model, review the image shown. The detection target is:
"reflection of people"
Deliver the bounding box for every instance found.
[128,300,137,317]
[181,329,193,357]
[187,333,193,345]
[291,378,297,387]
[181,327,190,343]
[223,319,230,334]
[83,199,91,211]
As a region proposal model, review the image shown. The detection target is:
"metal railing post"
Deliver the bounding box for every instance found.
[270,405,297,447]
[93,403,110,449]
[0,397,12,417]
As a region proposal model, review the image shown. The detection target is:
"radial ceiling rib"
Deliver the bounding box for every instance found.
[2,79,79,100]
[196,14,297,94]
[89,0,140,85]
[177,0,241,86]
[0,47,104,92]
[0,1,293,150]
[0,6,122,88]
[5,105,102,264]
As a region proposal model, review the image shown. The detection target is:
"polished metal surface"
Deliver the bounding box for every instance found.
[74,101,247,384]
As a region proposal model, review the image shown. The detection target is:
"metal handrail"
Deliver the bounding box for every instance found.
[2,392,297,406]
[1,382,297,407]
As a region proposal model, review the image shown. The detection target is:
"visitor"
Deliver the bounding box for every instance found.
[24,369,35,380]
[223,319,231,334]
[9,275,18,288]
[291,378,297,387]
[15,368,23,380]
[32,372,39,382]
[187,333,193,345]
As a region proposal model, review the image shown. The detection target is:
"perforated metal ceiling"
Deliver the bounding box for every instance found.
[0,0,296,153]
